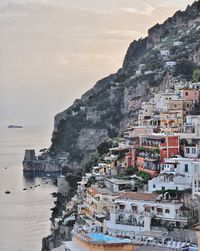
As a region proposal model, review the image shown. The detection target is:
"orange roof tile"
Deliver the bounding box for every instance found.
[117,192,158,201]
[87,188,98,196]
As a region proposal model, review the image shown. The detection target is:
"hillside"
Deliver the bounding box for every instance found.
[49,0,200,170]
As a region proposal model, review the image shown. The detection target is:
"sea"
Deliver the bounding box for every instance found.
[0,126,57,251]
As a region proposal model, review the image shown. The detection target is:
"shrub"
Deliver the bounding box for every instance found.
[174,59,196,80]
[126,166,136,175]
[97,141,112,156]
[193,69,200,82]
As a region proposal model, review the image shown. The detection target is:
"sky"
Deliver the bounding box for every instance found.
[0,0,194,126]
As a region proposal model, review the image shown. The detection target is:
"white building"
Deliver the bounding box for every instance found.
[189,82,200,90]
[173,41,183,46]
[105,192,189,237]
[92,163,110,176]
[184,144,200,158]
[165,61,177,67]
[148,157,200,192]
[186,115,200,127]
[144,70,154,75]
[160,50,170,56]
[193,162,200,199]
[154,90,178,111]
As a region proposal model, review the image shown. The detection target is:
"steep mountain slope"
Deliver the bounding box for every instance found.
[49,1,200,169]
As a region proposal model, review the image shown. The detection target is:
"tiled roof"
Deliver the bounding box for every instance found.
[117,192,158,202]
[87,188,98,196]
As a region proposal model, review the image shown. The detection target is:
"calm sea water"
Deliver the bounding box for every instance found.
[0,126,57,251]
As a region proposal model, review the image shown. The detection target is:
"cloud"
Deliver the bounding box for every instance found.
[105,29,141,38]
[120,3,155,16]
[70,6,112,15]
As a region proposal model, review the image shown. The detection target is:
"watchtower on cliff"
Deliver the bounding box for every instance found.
[24,149,36,162]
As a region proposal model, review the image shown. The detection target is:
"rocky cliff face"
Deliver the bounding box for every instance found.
[49,0,200,169]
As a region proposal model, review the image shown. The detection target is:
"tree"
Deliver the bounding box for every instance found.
[126,166,136,175]
[174,59,196,80]
[97,141,112,156]
[193,69,200,82]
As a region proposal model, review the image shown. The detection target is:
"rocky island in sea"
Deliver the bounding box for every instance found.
[8,125,23,128]
[23,1,200,250]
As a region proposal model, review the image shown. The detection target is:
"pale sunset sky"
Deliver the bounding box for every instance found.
[0,0,194,126]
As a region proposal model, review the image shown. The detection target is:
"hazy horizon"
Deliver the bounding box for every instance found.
[0,0,194,126]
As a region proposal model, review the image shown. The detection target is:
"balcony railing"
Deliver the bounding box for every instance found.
[114,209,153,217]
[116,220,144,227]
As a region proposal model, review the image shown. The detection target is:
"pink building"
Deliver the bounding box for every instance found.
[180,89,200,102]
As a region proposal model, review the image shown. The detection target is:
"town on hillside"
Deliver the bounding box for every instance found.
[48,79,200,251]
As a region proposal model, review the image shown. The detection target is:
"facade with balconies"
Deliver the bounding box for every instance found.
[104,192,190,237]
[148,157,200,193]
[160,109,184,133]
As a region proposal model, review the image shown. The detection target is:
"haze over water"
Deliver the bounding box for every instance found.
[0,126,56,251]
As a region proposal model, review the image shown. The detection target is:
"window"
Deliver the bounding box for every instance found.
[119,204,125,210]
[132,205,138,212]
[186,148,190,154]
[174,104,177,108]
[153,184,156,188]
[157,208,163,213]
[192,148,196,154]
[185,92,188,96]
[165,209,170,214]
[184,164,189,173]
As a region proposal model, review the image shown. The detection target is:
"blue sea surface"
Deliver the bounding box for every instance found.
[0,126,57,251]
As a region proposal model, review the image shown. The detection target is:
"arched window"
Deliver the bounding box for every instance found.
[131,204,138,213]
[165,209,170,214]
[118,214,126,222]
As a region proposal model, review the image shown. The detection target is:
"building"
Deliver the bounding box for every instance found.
[184,139,200,158]
[105,178,134,193]
[149,157,200,193]
[138,102,155,126]
[82,184,118,220]
[165,61,177,67]
[173,41,183,46]
[154,90,178,111]
[131,135,180,177]
[180,89,200,103]
[140,135,180,159]
[105,192,190,237]
[160,50,170,56]
[160,108,184,133]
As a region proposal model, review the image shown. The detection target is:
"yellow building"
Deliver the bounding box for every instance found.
[160,99,185,133]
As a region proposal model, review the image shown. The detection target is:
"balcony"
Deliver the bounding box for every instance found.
[114,209,153,217]
[141,141,160,148]
[116,220,144,227]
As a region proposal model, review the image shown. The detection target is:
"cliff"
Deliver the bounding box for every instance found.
[41,1,200,250]
[48,1,200,170]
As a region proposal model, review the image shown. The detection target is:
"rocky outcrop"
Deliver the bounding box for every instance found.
[23,149,60,172]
